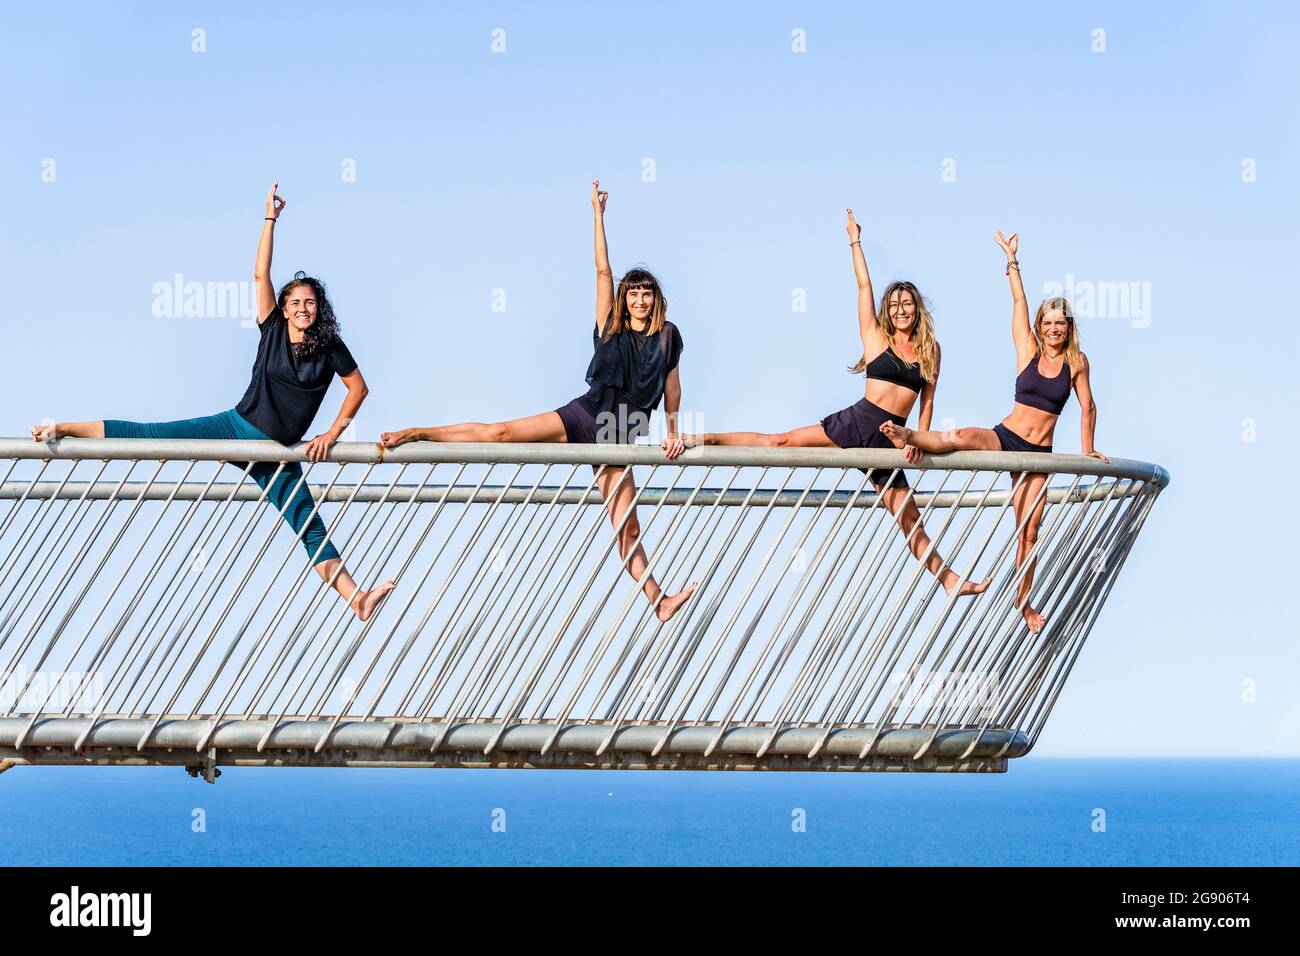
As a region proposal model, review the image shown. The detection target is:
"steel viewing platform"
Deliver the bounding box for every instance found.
[0,438,1167,779]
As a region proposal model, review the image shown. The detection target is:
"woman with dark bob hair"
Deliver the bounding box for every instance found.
[31,184,395,621]
[381,180,696,622]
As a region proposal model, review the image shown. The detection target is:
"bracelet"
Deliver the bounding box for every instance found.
[264,217,276,222]
[1005,259,1020,275]
[850,240,861,247]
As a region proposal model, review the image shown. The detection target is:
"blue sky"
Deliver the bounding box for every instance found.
[2,1,1297,756]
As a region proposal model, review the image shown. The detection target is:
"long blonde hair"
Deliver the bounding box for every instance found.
[1034,296,1082,372]
[601,267,667,337]
[850,280,938,383]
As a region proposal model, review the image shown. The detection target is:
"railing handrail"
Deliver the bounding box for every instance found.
[0,438,1171,487]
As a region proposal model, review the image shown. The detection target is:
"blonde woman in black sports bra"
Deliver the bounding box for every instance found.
[881,230,1107,633]
[685,209,988,599]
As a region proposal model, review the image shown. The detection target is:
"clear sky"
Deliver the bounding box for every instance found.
[2,1,1297,756]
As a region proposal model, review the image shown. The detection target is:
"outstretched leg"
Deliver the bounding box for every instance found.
[249,461,396,623]
[1008,471,1050,633]
[684,423,836,448]
[879,487,991,598]
[380,410,567,447]
[36,412,396,620]
[878,423,1000,454]
[31,421,105,442]
[595,465,697,622]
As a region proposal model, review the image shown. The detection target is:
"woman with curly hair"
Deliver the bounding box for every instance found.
[31,184,395,621]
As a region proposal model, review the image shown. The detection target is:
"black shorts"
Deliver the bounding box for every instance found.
[993,422,1053,454]
[821,397,910,490]
[555,385,651,445]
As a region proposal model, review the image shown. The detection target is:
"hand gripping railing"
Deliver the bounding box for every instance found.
[0,437,1168,777]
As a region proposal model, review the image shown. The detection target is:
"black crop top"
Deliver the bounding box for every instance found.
[235,307,357,444]
[1013,352,1071,415]
[584,320,684,412]
[864,346,924,393]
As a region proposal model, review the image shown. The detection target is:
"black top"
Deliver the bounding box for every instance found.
[235,307,357,444]
[865,346,924,393]
[1013,352,1071,415]
[583,320,684,412]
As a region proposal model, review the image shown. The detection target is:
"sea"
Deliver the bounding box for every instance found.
[2,759,1295,867]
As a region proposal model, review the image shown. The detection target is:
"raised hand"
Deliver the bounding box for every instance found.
[995,229,1018,259]
[265,182,286,220]
[846,208,862,242]
[591,179,608,216]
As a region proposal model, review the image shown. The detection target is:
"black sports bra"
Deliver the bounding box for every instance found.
[1014,352,1071,415]
[865,346,924,393]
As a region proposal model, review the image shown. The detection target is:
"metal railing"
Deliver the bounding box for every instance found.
[0,438,1167,777]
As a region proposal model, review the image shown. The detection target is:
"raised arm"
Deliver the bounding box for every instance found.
[847,208,884,356]
[995,230,1035,364]
[255,182,285,323]
[1072,352,1107,462]
[593,180,614,335]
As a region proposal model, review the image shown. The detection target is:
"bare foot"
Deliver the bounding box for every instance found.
[656,581,698,622]
[379,429,413,449]
[879,421,913,446]
[1022,605,1046,634]
[680,434,703,448]
[942,573,992,598]
[31,423,59,443]
[879,426,909,451]
[352,580,396,622]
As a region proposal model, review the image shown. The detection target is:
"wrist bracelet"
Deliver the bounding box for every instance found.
[850,240,861,247]
[265,217,276,222]
[1005,259,1020,275]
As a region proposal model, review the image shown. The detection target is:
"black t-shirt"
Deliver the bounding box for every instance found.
[583,320,683,412]
[234,307,357,444]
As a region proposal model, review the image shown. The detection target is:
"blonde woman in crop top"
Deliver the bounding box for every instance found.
[880,231,1107,633]
[684,209,988,599]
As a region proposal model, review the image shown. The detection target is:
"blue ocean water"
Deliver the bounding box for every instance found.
[1,759,1295,866]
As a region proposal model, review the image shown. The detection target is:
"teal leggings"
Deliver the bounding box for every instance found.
[103,409,341,565]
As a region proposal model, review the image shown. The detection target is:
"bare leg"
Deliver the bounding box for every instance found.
[381,410,567,447]
[880,487,991,597]
[1009,471,1049,633]
[315,558,396,623]
[595,465,697,622]
[879,423,1000,454]
[685,423,837,448]
[31,420,105,442]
